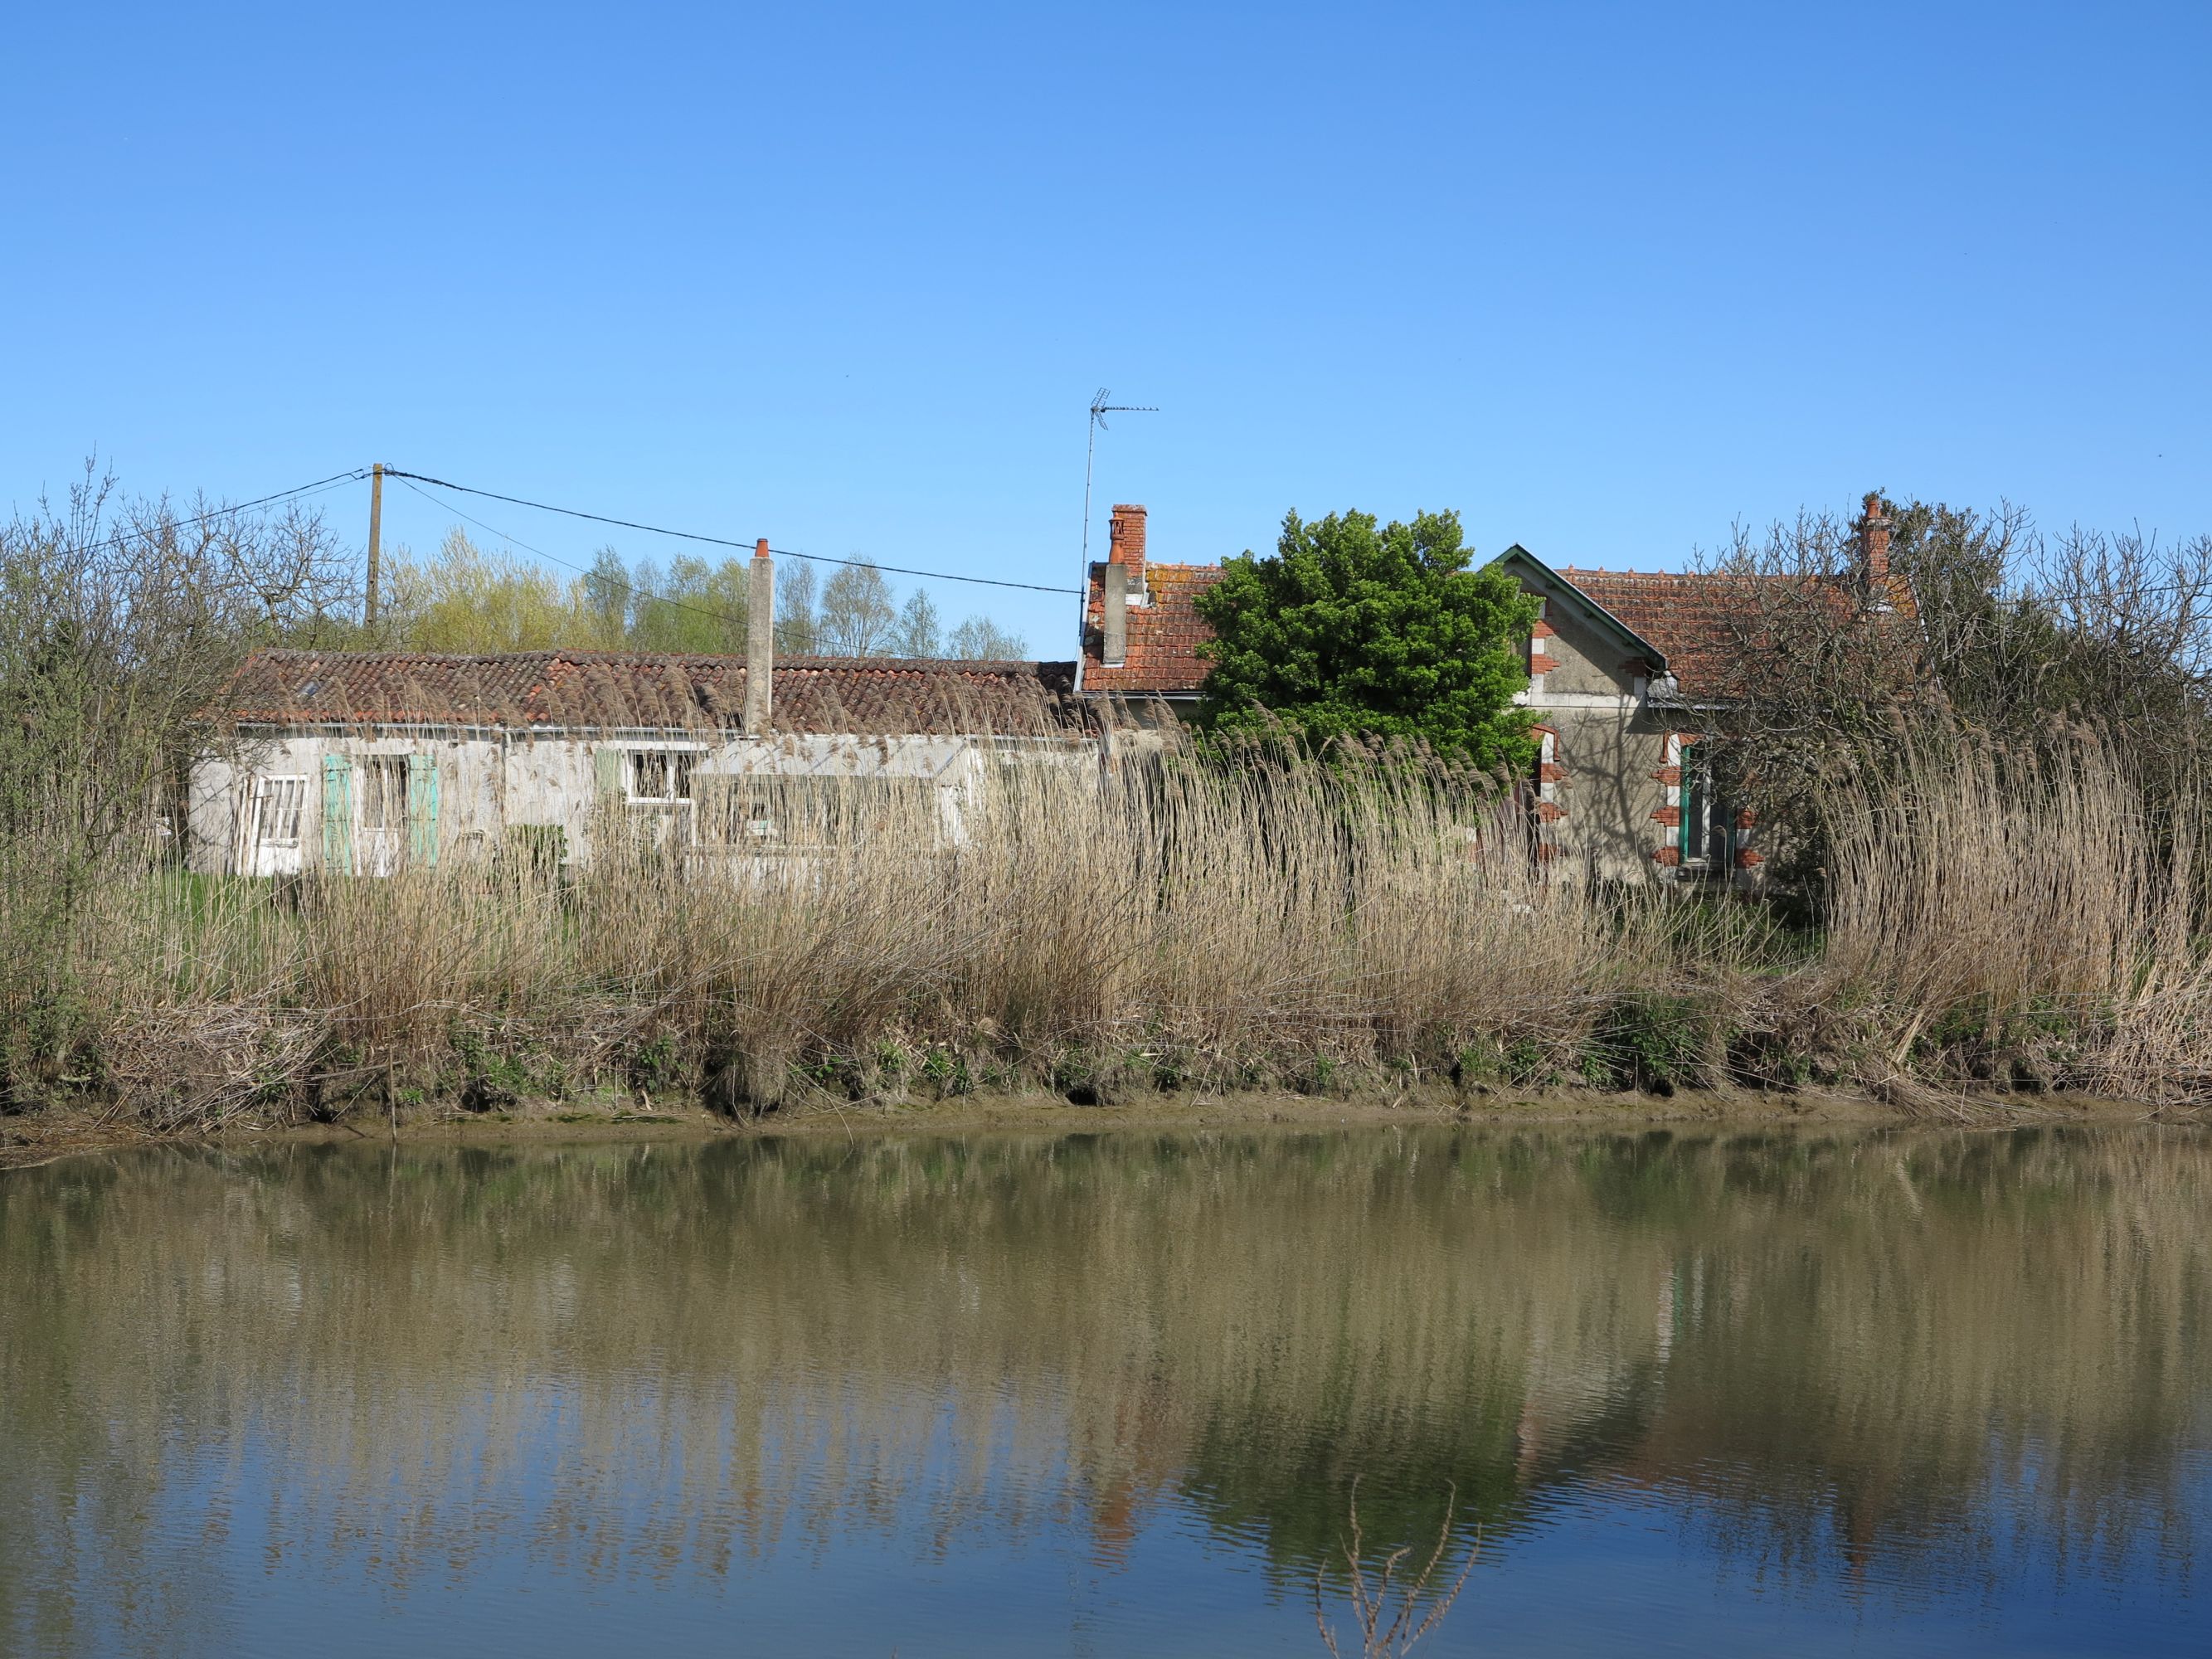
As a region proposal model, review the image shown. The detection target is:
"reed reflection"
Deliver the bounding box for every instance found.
[2,1126,2206,1655]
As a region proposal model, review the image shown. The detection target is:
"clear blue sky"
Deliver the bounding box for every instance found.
[6,2,2207,654]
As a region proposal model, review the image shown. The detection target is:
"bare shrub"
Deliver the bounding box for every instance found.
[1313,1478,1477,1658]
[0,465,352,1106]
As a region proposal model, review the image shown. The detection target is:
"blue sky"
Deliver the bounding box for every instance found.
[6,2,2207,653]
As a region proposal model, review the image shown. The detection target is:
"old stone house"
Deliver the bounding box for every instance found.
[190,645,1091,877]
[1076,501,1904,883]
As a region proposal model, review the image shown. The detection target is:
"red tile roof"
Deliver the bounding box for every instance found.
[1082,562,1225,695]
[1561,567,1913,698]
[206,650,1090,736]
[1079,551,1900,704]
[1557,568,1754,695]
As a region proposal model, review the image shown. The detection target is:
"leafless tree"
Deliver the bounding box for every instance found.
[1694,493,2212,909]
[816,559,900,655]
[0,459,357,864]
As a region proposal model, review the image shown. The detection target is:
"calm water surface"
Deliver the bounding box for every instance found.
[3,1126,2209,1656]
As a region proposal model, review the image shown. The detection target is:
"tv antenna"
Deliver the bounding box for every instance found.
[1075,388,1158,691]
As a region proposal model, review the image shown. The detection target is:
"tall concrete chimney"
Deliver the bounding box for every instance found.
[744,537,774,732]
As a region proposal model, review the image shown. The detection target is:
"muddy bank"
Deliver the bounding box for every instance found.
[6,1082,2195,1169]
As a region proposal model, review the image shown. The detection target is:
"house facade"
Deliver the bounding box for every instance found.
[1075,501,1903,883]
[190,646,1092,876]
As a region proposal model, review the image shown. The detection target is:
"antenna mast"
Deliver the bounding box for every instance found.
[1074,387,1158,693]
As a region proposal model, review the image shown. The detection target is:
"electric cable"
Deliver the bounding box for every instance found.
[379,468,1080,596]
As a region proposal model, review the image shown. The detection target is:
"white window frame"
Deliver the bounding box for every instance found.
[251,775,308,850]
[624,745,705,807]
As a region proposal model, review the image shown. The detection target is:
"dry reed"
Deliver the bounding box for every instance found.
[8,727,2212,1131]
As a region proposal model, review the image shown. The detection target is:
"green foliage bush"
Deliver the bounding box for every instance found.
[1194,508,1539,772]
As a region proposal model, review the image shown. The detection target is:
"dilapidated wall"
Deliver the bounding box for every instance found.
[188,727,1096,875]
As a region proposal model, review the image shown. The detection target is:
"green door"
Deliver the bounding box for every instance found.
[406,753,440,868]
[321,755,354,873]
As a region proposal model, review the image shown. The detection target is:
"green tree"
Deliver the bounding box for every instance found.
[1194,509,1539,771]
[775,560,819,654]
[387,529,574,651]
[629,554,748,653]
[582,547,630,648]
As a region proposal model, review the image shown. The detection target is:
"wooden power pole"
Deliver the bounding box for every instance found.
[365,462,385,630]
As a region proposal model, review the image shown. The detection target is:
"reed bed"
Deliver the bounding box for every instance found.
[6,729,2212,1132]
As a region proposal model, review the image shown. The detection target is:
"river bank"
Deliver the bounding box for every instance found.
[6,1081,2195,1170]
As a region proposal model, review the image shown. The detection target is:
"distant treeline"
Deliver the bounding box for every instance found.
[380,529,1028,659]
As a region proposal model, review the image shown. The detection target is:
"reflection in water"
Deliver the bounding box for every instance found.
[2,1127,2208,1656]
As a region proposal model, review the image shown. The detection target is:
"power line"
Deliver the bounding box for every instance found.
[51,469,371,561]
[391,475,754,639]
[380,468,1080,596]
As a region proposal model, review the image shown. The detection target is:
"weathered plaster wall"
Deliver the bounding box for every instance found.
[1532,593,1632,699]
[189,729,1092,874]
[1539,707,1674,883]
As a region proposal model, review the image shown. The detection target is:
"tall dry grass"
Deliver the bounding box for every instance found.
[10,726,2212,1131]
[1817,727,2212,1102]
[8,752,1696,1129]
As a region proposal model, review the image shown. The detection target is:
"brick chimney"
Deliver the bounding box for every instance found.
[1860,493,1891,592]
[1108,504,1147,599]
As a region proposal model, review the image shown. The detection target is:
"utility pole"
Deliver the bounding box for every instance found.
[365,462,385,630]
[1073,390,1156,693]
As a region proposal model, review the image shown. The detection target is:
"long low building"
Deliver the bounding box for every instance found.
[190,645,1092,876]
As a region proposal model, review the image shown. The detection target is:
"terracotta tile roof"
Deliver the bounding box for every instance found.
[206,650,1090,736]
[1557,568,1754,695]
[1077,550,1905,706]
[1561,568,1912,698]
[1082,562,1225,695]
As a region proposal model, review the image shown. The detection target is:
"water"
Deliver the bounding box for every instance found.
[2,1126,2208,1657]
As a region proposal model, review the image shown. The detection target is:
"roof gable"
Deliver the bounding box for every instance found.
[1490,546,1670,674]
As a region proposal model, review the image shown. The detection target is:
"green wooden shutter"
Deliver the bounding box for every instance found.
[407,753,440,868]
[595,746,625,800]
[321,755,354,873]
[1679,742,1699,864]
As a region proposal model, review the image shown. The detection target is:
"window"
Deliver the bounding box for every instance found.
[693,776,936,848]
[628,749,697,804]
[359,757,409,831]
[253,776,307,848]
[1679,745,1729,870]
